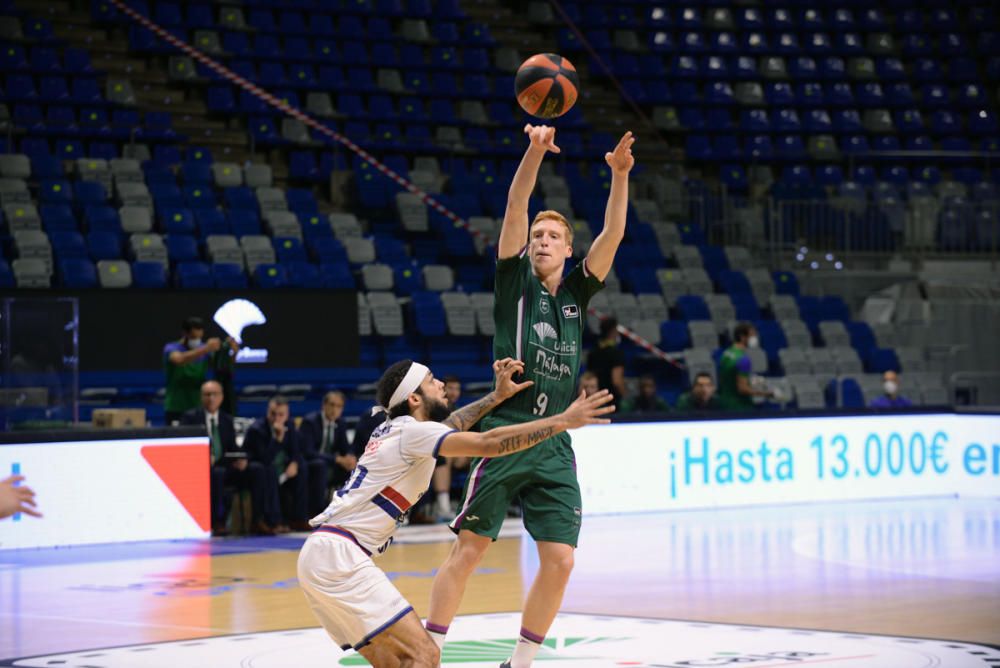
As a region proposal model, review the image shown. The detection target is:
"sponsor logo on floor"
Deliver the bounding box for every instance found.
[4,612,998,667]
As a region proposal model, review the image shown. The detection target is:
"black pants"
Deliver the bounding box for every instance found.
[271,454,309,525]
[306,454,353,517]
[211,461,270,525]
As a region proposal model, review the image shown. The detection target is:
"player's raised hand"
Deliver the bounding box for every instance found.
[605,131,635,174]
[493,357,534,400]
[562,389,616,429]
[524,124,561,154]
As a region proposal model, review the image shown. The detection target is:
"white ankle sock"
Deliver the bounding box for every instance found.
[435,492,451,514]
[510,629,543,667]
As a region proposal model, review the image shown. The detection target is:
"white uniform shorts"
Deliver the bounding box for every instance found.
[297,526,413,651]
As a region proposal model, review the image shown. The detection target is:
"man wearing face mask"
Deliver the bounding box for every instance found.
[870,370,912,408]
[718,322,773,411]
[164,316,223,425]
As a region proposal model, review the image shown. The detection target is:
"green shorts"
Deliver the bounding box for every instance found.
[449,417,582,547]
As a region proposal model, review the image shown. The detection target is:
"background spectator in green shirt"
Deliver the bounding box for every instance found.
[163,316,221,425]
[718,322,773,411]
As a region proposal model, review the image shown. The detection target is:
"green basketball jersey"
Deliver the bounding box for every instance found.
[491,252,604,422]
[718,345,754,411]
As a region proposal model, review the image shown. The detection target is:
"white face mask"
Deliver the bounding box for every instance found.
[187,338,203,348]
[884,380,898,396]
[747,336,760,349]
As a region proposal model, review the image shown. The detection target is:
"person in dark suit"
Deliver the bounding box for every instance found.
[181,381,271,535]
[298,390,357,516]
[243,395,310,532]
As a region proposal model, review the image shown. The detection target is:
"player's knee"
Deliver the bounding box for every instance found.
[453,537,489,568]
[542,549,575,577]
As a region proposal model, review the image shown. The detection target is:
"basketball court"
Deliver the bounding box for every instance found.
[3,497,998,667]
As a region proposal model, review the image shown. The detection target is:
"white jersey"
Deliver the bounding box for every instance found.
[308,415,455,556]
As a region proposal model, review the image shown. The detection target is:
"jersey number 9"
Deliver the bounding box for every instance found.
[533,392,549,416]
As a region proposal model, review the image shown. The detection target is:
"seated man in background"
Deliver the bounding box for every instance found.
[621,374,671,413]
[182,380,269,535]
[579,370,600,397]
[718,322,773,411]
[676,372,722,412]
[244,396,310,532]
[587,317,626,406]
[869,370,912,408]
[299,391,356,516]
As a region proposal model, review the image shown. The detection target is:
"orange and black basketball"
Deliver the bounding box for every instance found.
[515,53,579,119]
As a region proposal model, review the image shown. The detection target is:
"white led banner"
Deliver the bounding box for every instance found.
[0,435,210,550]
[572,413,1000,514]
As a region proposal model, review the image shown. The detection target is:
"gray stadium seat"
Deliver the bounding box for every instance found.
[168,56,198,82]
[780,319,812,348]
[306,92,338,118]
[770,294,799,320]
[343,237,376,264]
[808,135,841,161]
[120,206,152,234]
[467,216,499,253]
[871,322,898,348]
[422,265,455,291]
[396,192,429,232]
[110,158,143,183]
[613,30,642,52]
[848,57,876,80]
[684,348,716,384]
[862,109,894,134]
[745,268,774,303]
[13,230,52,261]
[219,6,246,29]
[706,294,735,333]
[760,56,788,79]
[632,198,662,223]
[0,153,30,179]
[240,235,276,271]
[494,47,522,73]
[12,258,50,288]
[255,187,286,212]
[245,164,273,189]
[608,292,641,328]
[673,244,703,269]
[281,118,314,145]
[831,346,864,375]
[735,82,765,106]
[212,163,243,188]
[587,292,610,334]
[376,69,409,94]
[632,319,662,346]
[747,347,767,374]
[192,30,223,55]
[76,158,111,188]
[723,246,753,272]
[400,18,432,43]
[657,269,688,304]
[652,106,682,131]
[368,292,404,336]
[470,292,495,336]
[97,260,132,288]
[0,16,22,39]
[357,293,372,336]
[116,182,152,209]
[806,348,837,377]
[441,292,476,336]
[362,264,394,291]
[0,178,29,205]
[329,213,363,238]
[688,321,718,349]
[896,346,927,372]
[129,233,167,264]
[410,169,443,195]
[4,204,40,230]
[682,268,712,295]
[818,321,850,346]
[919,385,949,406]
[206,235,243,265]
[779,348,811,376]
[706,7,735,29]
[638,294,668,323]
[459,101,490,125]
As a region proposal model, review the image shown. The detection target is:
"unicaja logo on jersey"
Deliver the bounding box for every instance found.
[213,299,269,363]
[532,322,558,342]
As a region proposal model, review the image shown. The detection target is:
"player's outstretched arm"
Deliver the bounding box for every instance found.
[438,390,614,458]
[498,124,560,259]
[442,358,533,431]
[585,131,635,281]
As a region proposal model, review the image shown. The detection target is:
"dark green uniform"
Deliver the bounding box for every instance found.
[717,345,754,411]
[450,252,603,546]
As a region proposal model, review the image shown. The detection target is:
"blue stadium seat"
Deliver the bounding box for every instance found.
[59,258,98,288]
[50,231,88,259]
[176,261,213,289]
[212,263,248,289]
[133,261,167,288]
[87,231,122,261]
[660,322,691,352]
[254,264,289,289]
[166,235,199,263]
[676,295,711,321]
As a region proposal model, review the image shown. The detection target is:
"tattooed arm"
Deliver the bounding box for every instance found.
[438,390,615,458]
[441,358,532,432]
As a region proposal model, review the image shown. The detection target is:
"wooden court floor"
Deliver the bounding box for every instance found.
[1,497,998,662]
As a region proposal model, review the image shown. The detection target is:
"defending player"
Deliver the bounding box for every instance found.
[426,125,635,667]
[297,357,613,667]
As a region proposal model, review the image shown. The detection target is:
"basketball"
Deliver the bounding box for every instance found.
[515,53,580,119]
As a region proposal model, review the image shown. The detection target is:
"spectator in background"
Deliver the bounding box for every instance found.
[243,396,310,533]
[621,374,671,413]
[676,372,721,411]
[0,475,41,520]
[428,376,468,521]
[444,376,463,410]
[587,317,626,405]
[352,405,387,457]
[718,322,773,411]
[299,391,356,516]
[164,317,219,424]
[579,370,600,397]
[182,380,266,536]
[870,370,912,408]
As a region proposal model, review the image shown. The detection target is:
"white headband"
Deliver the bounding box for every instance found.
[375,362,430,416]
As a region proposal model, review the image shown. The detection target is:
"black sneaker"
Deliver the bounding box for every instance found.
[499,661,512,668]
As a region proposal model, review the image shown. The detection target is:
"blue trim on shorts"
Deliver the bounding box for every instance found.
[353,605,414,651]
[311,525,372,557]
[433,429,457,458]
